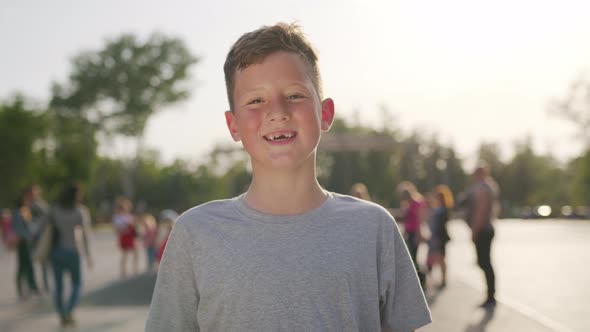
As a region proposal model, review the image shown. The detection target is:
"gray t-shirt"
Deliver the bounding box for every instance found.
[50,205,92,255]
[146,192,431,331]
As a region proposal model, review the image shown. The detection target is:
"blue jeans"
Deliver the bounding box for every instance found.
[50,247,81,318]
[146,246,156,270]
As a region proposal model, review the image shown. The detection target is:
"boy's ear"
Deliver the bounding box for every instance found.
[320,98,335,132]
[224,110,241,142]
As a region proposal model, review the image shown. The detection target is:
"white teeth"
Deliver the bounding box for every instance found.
[265,132,294,141]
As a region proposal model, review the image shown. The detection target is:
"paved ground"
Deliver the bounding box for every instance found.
[421,279,555,332]
[0,231,153,332]
[439,219,589,332]
[0,219,587,331]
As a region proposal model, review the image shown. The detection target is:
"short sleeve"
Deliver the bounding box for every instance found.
[379,214,431,332]
[146,220,199,331]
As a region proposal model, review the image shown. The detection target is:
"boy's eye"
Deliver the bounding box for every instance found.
[247,98,263,105]
[287,94,304,100]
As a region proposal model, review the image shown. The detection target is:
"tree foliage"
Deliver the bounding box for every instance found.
[2,52,589,219]
[49,32,198,199]
[549,75,590,148]
[51,33,198,138]
[570,150,590,206]
[318,117,466,208]
[0,96,48,206]
[548,75,590,209]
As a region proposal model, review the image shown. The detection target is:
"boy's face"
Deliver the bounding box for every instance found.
[225,51,334,170]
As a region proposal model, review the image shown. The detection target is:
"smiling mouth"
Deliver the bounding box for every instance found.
[263,132,297,142]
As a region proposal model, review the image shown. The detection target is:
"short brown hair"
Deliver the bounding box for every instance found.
[223,22,322,111]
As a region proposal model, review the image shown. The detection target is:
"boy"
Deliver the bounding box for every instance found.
[146,23,431,331]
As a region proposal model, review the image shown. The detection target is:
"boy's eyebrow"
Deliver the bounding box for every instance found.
[237,86,266,94]
[283,80,313,90]
[235,87,266,102]
[237,81,313,96]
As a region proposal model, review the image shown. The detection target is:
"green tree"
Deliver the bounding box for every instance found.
[498,137,571,216]
[422,135,466,192]
[549,75,590,208]
[396,132,424,189]
[527,155,570,208]
[88,151,234,223]
[51,32,198,199]
[502,138,538,208]
[318,116,468,209]
[395,134,466,206]
[476,142,505,180]
[51,113,99,185]
[549,75,590,147]
[0,96,48,206]
[319,116,399,206]
[443,147,467,197]
[570,150,590,207]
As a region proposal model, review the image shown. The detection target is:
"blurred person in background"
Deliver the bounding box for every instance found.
[398,181,429,289]
[112,196,138,279]
[1,208,19,249]
[11,189,40,300]
[350,182,372,201]
[154,209,178,272]
[48,181,93,327]
[138,213,158,273]
[426,185,454,289]
[26,184,51,293]
[462,162,500,309]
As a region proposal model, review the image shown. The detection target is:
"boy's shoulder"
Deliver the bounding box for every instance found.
[175,197,238,226]
[327,192,396,223]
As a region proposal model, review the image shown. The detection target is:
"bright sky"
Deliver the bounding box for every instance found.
[2,0,589,166]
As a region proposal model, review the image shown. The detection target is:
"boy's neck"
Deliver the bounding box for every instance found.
[244,170,327,216]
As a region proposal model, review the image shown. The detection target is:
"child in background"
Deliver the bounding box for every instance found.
[112,196,137,279]
[138,213,158,273]
[154,209,178,271]
[427,185,454,289]
[1,208,19,249]
[398,180,429,287]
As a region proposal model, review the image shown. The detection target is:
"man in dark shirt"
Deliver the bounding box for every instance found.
[464,163,499,309]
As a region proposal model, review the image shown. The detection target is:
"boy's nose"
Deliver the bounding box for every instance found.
[267,101,290,121]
